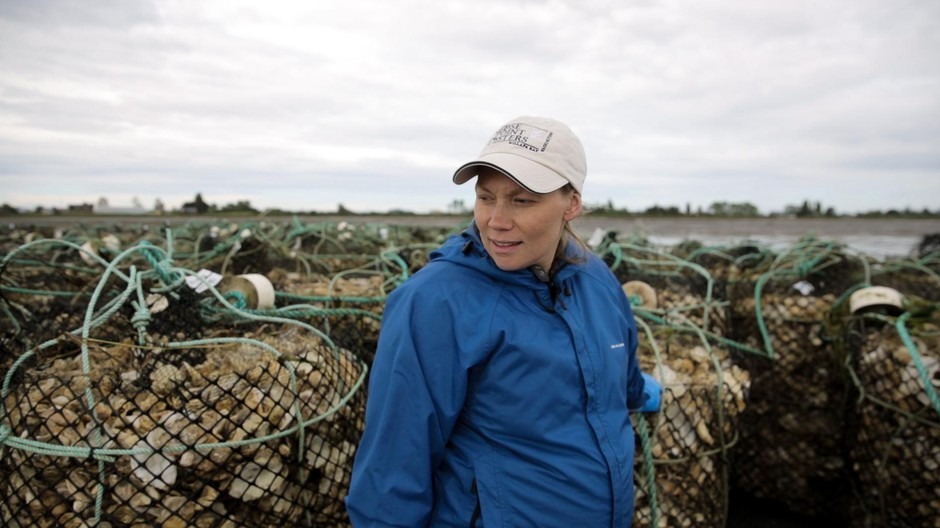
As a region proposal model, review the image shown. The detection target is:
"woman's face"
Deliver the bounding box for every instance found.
[474,169,582,272]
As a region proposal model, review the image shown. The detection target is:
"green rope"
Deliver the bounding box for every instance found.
[632,306,767,358]
[262,305,382,322]
[632,316,663,527]
[276,291,387,304]
[0,286,86,297]
[633,414,659,526]
[0,237,133,283]
[630,313,737,526]
[380,248,412,287]
[138,239,180,286]
[223,289,249,310]
[0,240,372,525]
[895,312,940,419]
[0,235,375,526]
[0,359,368,459]
[685,246,737,263]
[745,237,854,359]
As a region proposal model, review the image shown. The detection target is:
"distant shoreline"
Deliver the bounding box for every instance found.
[2,213,939,236]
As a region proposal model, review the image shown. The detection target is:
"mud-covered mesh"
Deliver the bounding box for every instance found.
[842,312,940,528]
[1,324,365,528]
[270,268,389,313]
[671,240,771,294]
[1,294,85,371]
[171,225,275,276]
[868,258,940,303]
[631,323,751,528]
[1,235,371,528]
[725,237,865,516]
[262,268,386,367]
[0,239,134,372]
[170,222,399,278]
[9,220,935,527]
[915,233,940,260]
[603,242,730,337]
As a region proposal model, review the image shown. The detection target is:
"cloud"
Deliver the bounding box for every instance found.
[1,0,938,214]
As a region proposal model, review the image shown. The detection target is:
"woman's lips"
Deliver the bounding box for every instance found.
[489,239,521,253]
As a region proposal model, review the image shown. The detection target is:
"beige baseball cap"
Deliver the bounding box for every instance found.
[453,116,586,194]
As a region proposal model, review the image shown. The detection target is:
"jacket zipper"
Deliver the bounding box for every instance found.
[469,478,481,527]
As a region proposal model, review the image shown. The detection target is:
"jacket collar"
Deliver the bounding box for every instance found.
[429,222,584,289]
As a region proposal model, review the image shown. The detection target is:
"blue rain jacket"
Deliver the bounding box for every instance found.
[346,225,647,527]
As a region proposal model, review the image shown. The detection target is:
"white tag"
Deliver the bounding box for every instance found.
[587,227,607,249]
[792,280,815,296]
[185,269,223,293]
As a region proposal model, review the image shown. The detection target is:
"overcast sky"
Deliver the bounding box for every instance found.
[1,0,938,215]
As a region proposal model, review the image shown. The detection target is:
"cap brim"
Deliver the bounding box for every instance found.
[452,153,568,194]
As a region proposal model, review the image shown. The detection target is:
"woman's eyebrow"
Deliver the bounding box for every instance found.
[476,184,531,198]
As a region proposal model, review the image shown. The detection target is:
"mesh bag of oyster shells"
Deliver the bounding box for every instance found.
[843,305,940,527]
[257,240,453,367]
[866,255,940,303]
[1,237,369,528]
[725,236,865,517]
[171,221,394,279]
[1,232,136,373]
[670,240,774,294]
[630,318,752,528]
[603,242,730,337]
[261,221,454,277]
[915,233,940,262]
[177,221,366,276]
[219,267,388,368]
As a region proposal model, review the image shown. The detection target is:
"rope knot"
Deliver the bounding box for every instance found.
[139,242,179,285]
[224,291,248,310]
[131,303,152,331]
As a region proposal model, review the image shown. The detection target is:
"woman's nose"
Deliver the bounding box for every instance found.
[488,202,513,229]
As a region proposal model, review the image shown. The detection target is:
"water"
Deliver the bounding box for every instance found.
[361,215,940,259]
[567,216,940,260]
[4,215,939,260]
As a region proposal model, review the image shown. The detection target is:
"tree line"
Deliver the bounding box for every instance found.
[582,199,939,219]
[2,196,938,219]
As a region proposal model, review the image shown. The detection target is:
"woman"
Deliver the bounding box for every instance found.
[346,116,658,527]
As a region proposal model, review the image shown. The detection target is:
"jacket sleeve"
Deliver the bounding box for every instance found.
[345,281,475,527]
[619,285,650,412]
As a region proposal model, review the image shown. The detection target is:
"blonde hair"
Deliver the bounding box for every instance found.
[555,184,588,266]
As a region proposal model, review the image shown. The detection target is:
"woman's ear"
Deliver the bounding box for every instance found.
[563,192,582,221]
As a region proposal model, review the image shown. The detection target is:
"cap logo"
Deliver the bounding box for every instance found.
[488,122,553,153]
[452,115,584,194]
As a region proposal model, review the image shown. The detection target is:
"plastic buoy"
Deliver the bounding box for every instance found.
[220,274,276,309]
[849,286,904,315]
[622,280,658,309]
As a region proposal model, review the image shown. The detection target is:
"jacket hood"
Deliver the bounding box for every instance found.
[428,222,587,289]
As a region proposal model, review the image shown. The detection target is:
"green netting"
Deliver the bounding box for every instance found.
[725,237,867,518]
[599,242,731,338]
[630,316,751,528]
[867,257,940,303]
[3,221,939,527]
[1,231,379,527]
[842,310,940,527]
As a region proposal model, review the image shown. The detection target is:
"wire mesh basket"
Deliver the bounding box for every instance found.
[1,234,369,528]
